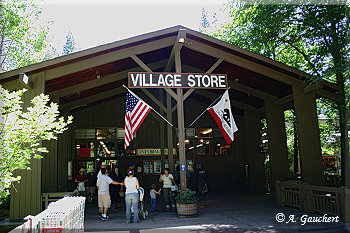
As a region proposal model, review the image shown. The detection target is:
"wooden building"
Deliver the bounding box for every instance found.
[0,26,343,220]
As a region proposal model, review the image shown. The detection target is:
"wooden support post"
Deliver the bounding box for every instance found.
[166,93,174,173]
[293,85,324,186]
[175,44,187,190]
[265,100,289,194]
[159,89,166,172]
[177,88,186,190]
[244,110,265,192]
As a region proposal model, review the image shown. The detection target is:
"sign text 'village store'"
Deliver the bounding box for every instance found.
[128,72,228,89]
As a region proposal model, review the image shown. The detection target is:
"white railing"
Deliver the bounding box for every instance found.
[276,181,350,222]
[10,196,85,233]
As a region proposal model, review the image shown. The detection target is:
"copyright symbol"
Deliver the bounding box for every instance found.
[276,213,285,222]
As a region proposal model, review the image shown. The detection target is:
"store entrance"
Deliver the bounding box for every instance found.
[74,128,136,178]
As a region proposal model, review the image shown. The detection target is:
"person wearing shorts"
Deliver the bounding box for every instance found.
[97,168,123,221]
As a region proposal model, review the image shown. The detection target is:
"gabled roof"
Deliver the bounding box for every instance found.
[0,25,341,111]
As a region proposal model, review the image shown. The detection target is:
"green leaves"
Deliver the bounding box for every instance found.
[0,85,73,199]
[208,2,349,172]
[0,0,50,71]
[176,189,198,204]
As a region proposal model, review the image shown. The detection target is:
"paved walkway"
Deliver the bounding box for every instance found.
[84,191,350,232]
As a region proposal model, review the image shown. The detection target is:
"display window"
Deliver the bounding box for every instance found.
[183,127,230,155]
[97,140,116,157]
[76,140,95,158]
[96,128,116,140]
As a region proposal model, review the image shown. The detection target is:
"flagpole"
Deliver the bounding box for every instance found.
[122,85,174,128]
[185,88,230,130]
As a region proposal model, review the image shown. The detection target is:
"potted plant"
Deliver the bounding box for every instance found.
[176,189,198,217]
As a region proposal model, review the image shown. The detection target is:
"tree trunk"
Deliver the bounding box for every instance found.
[293,110,299,174]
[336,73,349,187]
[339,101,349,187]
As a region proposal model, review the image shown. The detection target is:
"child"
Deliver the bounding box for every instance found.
[149,184,161,212]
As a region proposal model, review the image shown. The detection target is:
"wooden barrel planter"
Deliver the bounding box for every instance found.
[176,203,197,217]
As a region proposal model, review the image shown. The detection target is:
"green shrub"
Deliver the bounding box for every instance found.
[0,195,10,209]
[176,189,198,204]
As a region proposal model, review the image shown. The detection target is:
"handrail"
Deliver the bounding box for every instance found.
[276,181,350,223]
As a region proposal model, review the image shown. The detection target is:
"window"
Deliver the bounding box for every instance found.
[76,129,95,139]
[76,140,95,158]
[185,138,212,155]
[183,128,230,155]
[213,137,230,155]
[96,128,116,140]
[97,140,116,157]
[117,141,135,156]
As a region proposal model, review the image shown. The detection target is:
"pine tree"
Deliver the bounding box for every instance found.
[62,31,76,55]
[200,8,210,32]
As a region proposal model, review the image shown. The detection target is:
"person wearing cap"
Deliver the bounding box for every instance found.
[124,169,140,223]
[97,168,124,221]
[75,168,88,196]
[97,162,107,180]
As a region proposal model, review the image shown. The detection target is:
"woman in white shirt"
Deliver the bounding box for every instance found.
[159,168,175,209]
[124,169,140,223]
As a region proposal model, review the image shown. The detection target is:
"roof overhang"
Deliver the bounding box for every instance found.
[0,25,342,112]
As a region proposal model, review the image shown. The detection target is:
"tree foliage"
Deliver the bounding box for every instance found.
[0,0,50,72]
[0,86,73,198]
[208,2,349,179]
[62,31,77,55]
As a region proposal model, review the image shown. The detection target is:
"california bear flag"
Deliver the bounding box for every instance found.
[208,90,238,144]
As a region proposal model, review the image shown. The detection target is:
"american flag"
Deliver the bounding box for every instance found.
[124,90,151,149]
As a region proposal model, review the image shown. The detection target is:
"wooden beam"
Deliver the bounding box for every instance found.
[229,80,277,101]
[44,37,175,81]
[184,38,306,86]
[18,73,32,89]
[304,81,324,94]
[206,58,224,74]
[130,54,153,72]
[274,94,293,106]
[130,55,169,112]
[51,60,166,97]
[254,106,265,116]
[180,58,224,103]
[140,88,167,112]
[61,87,126,112]
[182,63,277,101]
[171,105,177,113]
[187,29,311,80]
[195,89,256,111]
[165,88,177,100]
[164,29,187,72]
[194,89,215,101]
[316,89,345,104]
[305,80,341,94]
[0,26,183,81]
[304,81,343,104]
[183,89,195,101]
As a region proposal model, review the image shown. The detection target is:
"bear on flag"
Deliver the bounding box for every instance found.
[208,90,238,144]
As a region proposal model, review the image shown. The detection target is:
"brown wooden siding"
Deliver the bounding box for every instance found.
[10,72,45,220]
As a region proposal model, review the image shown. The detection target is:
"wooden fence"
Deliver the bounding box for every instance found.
[275,181,350,222]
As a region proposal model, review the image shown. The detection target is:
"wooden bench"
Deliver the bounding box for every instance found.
[41,192,75,210]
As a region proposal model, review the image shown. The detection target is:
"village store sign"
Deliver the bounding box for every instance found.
[128,72,228,89]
